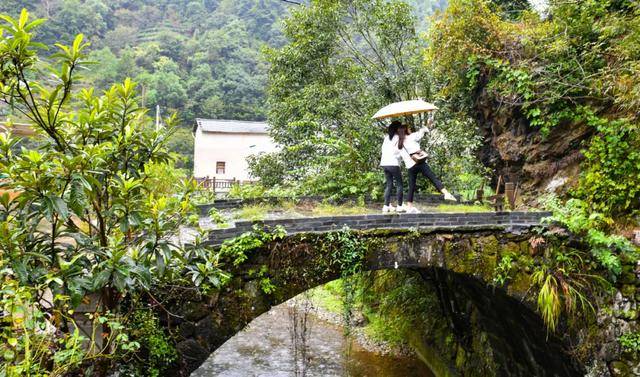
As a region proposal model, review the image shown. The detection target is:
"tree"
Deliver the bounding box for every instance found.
[0,10,226,374]
[253,0,480,198]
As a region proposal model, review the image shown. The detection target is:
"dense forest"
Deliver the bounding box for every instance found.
[0,0,291,168]
[0,0,288,121]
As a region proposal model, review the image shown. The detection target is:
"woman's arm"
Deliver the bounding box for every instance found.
[411,127,429,141]
[411,118,435,141]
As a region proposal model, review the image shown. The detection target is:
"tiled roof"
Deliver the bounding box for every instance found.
[195,118,269,134]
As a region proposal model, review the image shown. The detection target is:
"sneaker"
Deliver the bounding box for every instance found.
[396,205,407,213]
[442,189,457,202]
[382,205,393,213]
[406,206,421,214]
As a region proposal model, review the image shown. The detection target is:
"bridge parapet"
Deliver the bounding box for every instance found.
[206,211,551,246]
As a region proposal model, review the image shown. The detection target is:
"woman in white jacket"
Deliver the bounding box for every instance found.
[379,121,406,213]
[398,119,456,213]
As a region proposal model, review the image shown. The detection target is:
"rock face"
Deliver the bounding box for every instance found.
[474,86,592,197]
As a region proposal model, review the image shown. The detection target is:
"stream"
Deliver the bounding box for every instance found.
[191,304,435,377]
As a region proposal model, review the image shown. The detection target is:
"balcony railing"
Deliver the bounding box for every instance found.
[194,177,255,194]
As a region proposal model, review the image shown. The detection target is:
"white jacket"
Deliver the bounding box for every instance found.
[399,127,428,169]
[379,134,401,166]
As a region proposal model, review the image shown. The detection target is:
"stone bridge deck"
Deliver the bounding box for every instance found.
[207,211,551,246]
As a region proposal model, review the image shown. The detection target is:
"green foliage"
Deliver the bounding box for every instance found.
[0,0,293,169]
[208,207,228,227]
[121,309,177,377]
[0,279,84,376]
[579,113,640,216]
[324,226,369,334]
[619,331,640,353]
[354,270,439,346]
[219,225,287,266]
[228,182,298,200]
[427,0,640,216]
[0,12,228,373]
[492,254,514,286]
[248,265,277,295]
[325,226,368,277]
[0,278,141,376]
[530,247,607,332]
[254,0,480,199]
[233,205,268,222]
[543,196,638,278]
[228,183,267,199]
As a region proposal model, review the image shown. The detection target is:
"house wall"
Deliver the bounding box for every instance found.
[193,128,277,181]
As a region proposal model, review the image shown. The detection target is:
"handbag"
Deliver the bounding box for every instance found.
[404,147,428,164]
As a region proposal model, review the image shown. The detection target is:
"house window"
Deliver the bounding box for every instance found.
[216,161,226,175]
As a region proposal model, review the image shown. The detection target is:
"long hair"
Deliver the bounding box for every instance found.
[397,124,408,149]
[388,120,401,140]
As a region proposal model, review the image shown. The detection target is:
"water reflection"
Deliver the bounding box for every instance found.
[191,304,434,377]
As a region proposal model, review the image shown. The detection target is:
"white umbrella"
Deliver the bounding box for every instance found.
[372,99,438,120]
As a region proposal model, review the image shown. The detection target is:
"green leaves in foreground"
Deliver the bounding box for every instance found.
[0,9,228,375]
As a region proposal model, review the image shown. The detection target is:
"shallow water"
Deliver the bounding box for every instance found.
[191,304,434,377]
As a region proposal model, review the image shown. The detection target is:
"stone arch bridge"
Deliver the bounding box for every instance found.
[163,211,587,377]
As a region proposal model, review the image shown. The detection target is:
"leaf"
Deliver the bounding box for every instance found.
[92,269,111,290]
[50,196,69,220]
[24,18,46,32]
[18,8,28,29]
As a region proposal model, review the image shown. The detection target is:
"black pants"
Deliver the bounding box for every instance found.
[382,166,403,206]
[407,162,443,202]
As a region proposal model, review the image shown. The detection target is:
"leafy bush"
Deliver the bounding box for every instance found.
[0,10,228,373]
[619,331,640,353]
[579,114,640,216]
[228,182,299,200]
[120,309,177,377]
[542,196,637,278]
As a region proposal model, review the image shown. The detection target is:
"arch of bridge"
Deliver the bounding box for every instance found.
[172,213,572,375]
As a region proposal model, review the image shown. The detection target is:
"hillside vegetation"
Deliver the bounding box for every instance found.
[0,0,292,168]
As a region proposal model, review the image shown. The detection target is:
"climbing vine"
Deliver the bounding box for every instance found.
[324,226,368,334]
[219,225,287,266]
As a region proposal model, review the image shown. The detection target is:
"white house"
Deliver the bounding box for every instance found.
[193,118,277,182]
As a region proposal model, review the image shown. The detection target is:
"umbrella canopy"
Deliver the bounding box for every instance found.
[372,99,438,120]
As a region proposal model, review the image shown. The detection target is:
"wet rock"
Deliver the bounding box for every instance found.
[609,360,632,377]
[585,360,612,377]
[177,339,209,374]
[178,321,196,339]
[183,301,209,322]
[349,311,368,327]
[195,314,224,349]
[598,341,621,363]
